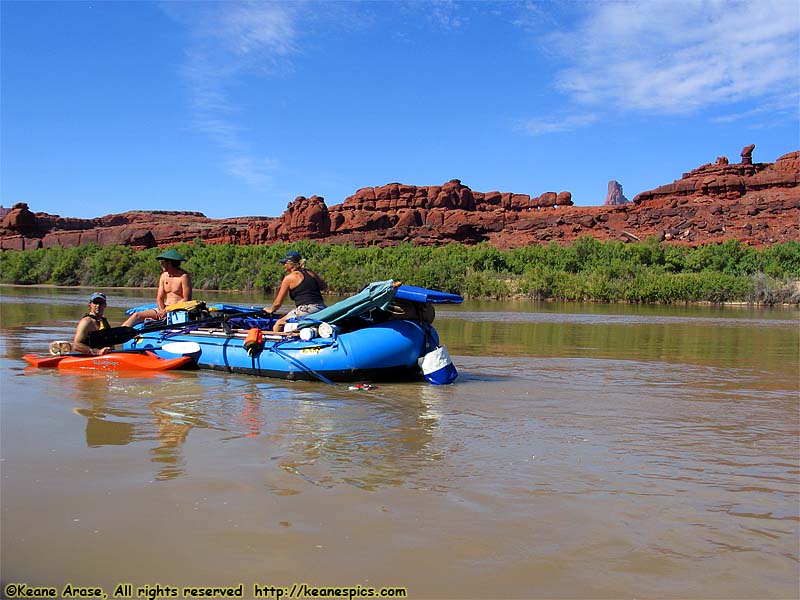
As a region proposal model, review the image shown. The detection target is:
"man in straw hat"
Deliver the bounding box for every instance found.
[123,248,193,327]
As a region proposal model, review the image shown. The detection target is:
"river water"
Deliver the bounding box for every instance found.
[1,286,798,599]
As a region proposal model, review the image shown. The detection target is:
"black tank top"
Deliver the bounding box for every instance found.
[289,270,324,306]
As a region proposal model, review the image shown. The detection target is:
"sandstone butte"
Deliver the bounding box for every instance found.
[1,145,798,252]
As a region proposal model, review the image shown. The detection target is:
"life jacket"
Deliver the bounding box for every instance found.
[84,313,111,330]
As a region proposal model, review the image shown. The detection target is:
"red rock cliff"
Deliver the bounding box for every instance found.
[2,146,797,251]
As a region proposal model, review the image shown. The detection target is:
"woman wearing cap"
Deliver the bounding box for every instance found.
[264,250,327,333]
[72,293,113,356]
[122,248,193,327]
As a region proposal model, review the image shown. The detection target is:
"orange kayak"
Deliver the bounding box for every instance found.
[23,351,194,372]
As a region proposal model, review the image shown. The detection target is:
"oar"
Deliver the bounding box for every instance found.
[89,309,270,348]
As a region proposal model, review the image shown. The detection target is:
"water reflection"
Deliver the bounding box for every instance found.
[48,368,448,489]
[241,382,446,494]
[149,398,193,480]
[435,313,799,370]
[74,405,135,447]
[62,371,196,480]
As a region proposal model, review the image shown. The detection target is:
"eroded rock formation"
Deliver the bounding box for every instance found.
[2,202,38,233]
[2,146,797,251]
[604,181,629,206]
[741,144,755,165]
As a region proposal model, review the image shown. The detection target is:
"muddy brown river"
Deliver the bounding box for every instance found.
[1,287,798,599]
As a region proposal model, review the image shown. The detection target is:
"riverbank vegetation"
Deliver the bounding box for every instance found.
[1,238,798,304]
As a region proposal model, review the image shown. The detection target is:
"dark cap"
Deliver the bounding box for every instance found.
[278,250,302,264]
[89,292,107,303]
[156,248,185,262]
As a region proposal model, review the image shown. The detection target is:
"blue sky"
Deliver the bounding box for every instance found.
[2,0,798,220]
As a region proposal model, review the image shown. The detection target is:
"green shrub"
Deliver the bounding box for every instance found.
[1,239,797,304]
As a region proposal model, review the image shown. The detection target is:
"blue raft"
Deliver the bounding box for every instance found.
[123,281,462,384]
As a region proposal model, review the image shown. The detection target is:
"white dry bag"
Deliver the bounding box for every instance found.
[418,345,457,385]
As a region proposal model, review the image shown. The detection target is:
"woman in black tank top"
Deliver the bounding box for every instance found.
[263,250,327,332]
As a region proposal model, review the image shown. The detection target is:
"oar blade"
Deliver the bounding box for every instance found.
[88,326,137,348]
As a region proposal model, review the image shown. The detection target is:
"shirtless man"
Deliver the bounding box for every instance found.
[122,248,192,327]
[73,292,114,355]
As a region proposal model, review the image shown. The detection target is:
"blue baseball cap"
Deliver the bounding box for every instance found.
[89,292,107,303]
[278,250,302,264]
